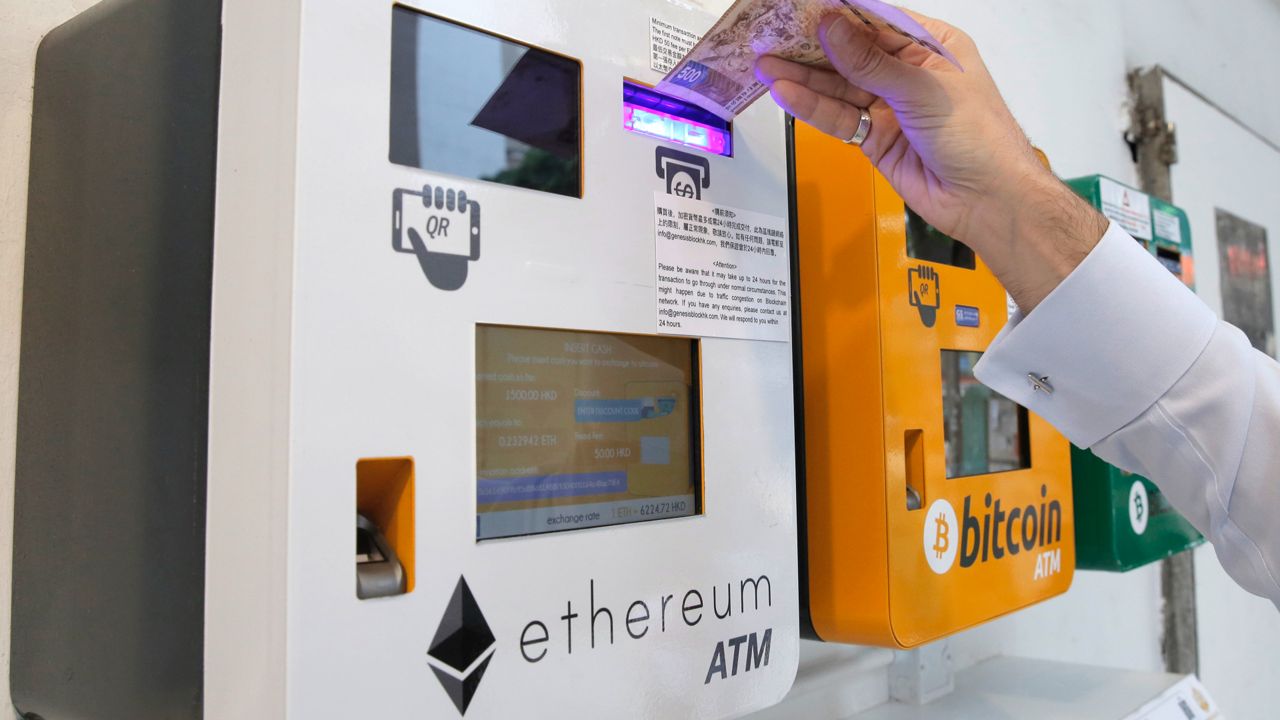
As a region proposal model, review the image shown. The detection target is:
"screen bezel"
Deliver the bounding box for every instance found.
[389,5,586,198]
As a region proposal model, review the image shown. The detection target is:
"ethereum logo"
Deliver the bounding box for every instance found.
[428,576,496,715]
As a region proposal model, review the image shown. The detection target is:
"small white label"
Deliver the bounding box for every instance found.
[650,17,700,74]
[654,193,791,342]
[1153,208,1184,245]
[1122,675,1221,720]
[1129,480,1150,536]
[1099,178,1153,240]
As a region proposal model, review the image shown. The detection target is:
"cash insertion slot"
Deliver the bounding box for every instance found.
[623,81,732,157]
[355,457,415,599]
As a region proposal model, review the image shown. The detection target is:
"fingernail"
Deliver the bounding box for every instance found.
[820,14,855,45]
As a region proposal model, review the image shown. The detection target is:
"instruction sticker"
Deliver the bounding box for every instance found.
[955,305,981,328]
[1098,177,1153,240]
[1153,208,1184,246]
[650,17,700,74]
[654,193,791,342]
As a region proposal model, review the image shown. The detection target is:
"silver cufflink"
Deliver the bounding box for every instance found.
[1027,374,1053,395]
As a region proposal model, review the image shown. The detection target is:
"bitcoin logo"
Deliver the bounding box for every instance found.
[923,499,958,574]
[1129,480,1149,535]
[933,514,950,559]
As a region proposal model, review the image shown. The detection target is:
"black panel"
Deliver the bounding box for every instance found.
[905,207,976,270]
[1216,208,1275,357]
[12,1,221,717]
[784,117,822,641]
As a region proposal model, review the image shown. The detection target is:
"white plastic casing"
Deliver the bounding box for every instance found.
[205,1,799,717]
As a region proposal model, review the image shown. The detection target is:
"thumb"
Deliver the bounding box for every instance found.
[819,14,929,103]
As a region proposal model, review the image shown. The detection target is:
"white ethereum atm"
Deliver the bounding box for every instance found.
[13,0,799,718]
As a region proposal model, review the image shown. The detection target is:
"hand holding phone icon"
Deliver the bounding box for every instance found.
[392,185,481,291]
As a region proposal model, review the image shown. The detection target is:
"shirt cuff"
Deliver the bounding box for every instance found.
[973,222,1217,448]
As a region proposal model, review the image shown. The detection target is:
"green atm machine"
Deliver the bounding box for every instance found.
[1065,176,1204,571]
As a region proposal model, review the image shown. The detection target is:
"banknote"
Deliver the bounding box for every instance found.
[656,0,960,120]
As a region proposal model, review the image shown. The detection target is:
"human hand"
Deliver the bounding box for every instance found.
[755,10,1108,312]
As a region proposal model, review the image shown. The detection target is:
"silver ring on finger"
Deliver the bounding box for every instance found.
[843,107,873,146]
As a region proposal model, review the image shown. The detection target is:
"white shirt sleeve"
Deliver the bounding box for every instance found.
[974,223,1280,605]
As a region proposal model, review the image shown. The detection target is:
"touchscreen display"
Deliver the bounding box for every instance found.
[389,7,582,198]
[476,326,701,540]
[941,350,1031,479]
[906,208,976,270]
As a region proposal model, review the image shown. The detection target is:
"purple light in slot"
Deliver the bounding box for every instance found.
[623,104,731,157]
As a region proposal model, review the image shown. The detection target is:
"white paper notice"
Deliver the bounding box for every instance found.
[655,193,791,342]
[1099,177,1154,240]
[650,17,699,74]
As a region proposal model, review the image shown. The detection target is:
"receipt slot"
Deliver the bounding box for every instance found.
[12,2,800,718]
[1064,176,1204,572]
[790,120,1076,648]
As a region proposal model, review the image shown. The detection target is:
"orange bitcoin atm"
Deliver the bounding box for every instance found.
[789,119,1076,648]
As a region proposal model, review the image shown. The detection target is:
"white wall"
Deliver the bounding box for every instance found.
[1,0,1279,717]
[1123,0,1280,148]
[0,1,105,715]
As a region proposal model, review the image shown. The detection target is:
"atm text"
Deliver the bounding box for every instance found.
[705,629,772,684]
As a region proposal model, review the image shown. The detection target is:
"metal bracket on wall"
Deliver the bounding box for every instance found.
[1126,66,1179,201]
[1126,64,1199,679]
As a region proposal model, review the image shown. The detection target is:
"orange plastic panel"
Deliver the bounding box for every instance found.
[794,122,1074,648]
